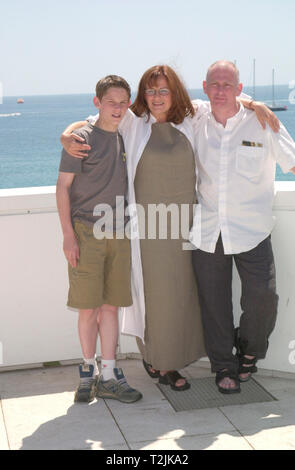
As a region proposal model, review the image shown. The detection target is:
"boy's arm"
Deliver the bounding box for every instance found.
[60,109,136,159]
[60,121,90,158]
[56,172,80,268]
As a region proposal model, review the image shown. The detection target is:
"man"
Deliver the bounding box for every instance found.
[191,60,295,394]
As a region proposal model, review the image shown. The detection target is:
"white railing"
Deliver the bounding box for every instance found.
[1,184,295,375]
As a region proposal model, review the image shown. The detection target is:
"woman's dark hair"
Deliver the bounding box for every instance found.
[130,65,195,124]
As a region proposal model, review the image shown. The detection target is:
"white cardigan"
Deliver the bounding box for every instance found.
[88,103,208,340]
[119,109,201,341]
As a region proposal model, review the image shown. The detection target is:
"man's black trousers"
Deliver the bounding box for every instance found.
[192,235,279,373]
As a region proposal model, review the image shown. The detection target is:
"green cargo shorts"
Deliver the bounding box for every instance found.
[67,221,132,309]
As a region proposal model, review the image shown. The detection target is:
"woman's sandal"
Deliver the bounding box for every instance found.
[215,369,241,394]
[142,359,160,379]
[159,370,191,391]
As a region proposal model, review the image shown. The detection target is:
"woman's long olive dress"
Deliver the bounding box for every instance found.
[134,122,205,370]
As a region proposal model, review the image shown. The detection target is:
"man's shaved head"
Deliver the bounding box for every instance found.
[206,60,240,85]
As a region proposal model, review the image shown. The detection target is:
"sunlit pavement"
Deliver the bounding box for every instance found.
[1,359,295,450]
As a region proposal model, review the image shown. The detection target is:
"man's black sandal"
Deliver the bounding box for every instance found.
[159,371,191,391]
[234,327,257,382]
[142,359,160,379]
[238,356,257,382]
[215,370,241,394]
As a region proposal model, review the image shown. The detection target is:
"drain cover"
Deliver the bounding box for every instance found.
[157,377,277,412]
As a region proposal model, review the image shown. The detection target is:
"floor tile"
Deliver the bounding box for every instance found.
[131,431,253,450]
[0,366,78,399]
[255,375,295,393]
[0,401,9,450]
[106,400,235,444]
[243,425,295,450]
[220,398,295,433]
[2,393,125,450]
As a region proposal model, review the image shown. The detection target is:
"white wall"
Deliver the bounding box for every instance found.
[0,184,295,374]
[232,182,295,373]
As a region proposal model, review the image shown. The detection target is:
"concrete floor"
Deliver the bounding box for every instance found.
[1,359,295,450]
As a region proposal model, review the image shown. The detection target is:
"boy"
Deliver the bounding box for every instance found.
[56,75,142,404]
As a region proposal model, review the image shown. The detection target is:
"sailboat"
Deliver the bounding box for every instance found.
[252,60,287,111]
[267,69,287,111]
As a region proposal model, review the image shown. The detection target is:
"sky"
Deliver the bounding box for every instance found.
[1,0,295,96]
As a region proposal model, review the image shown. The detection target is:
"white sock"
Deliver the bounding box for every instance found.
[83,356,99,377]
[101,359,116,381]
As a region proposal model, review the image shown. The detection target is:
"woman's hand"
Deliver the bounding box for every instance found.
[247,101,280,133]
[61,133,91,158]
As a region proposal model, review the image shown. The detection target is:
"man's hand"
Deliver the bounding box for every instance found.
[63,233,80,268]
[61,133,91,158]
[290,166,295,175]
[251,101,280,133]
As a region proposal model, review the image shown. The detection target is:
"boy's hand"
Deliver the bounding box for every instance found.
[63,233,80,268]
[61,133,91,158]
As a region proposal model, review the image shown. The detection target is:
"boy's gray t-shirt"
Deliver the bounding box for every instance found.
[59,123,128,231]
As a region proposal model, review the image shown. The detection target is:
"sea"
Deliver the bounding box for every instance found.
[1,85,295,190]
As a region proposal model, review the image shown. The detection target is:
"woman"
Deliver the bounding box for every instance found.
[126,66,206,390]
[61,65,277,391]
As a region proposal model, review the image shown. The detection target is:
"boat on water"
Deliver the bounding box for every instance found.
[268,104,287,111]
[17,98,24,104]
[252,61,287,111]
[267,68,287,111]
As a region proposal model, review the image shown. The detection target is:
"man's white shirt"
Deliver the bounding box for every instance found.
[190,103,295,255]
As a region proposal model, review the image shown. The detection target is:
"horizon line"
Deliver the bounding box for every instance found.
[3,84,291,99]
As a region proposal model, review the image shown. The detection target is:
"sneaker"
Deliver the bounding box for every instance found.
[74,363,98,403]
[96,368,143,403]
